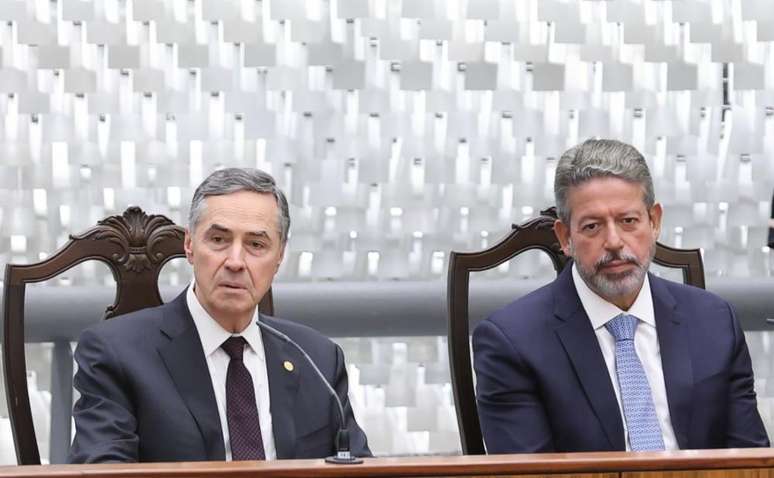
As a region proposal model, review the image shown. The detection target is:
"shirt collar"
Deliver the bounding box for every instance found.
[186,282,265,360]
[571,263,655,330]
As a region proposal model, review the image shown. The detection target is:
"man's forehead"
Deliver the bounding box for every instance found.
[197,193,281,231]
[203,189,278,206]
[202,191,278,212]
[572,201,648,217]
[567,179,648,210]
[198,215,279,232]
[567,190,648,220]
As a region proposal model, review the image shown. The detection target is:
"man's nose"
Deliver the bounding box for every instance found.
[604,224,624,250]
[224,243,246,270]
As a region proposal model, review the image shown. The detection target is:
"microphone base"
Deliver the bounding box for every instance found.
[325,455,364,465]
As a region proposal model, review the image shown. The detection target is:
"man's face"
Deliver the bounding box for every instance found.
[184,190,285,329]
[554,177,662,309]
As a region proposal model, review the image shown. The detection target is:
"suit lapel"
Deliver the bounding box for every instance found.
[261,317,301,459]
[553,267,626,450]
[157,291,225,460]
[650,274,693,449]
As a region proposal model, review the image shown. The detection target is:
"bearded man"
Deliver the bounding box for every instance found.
[473,139,769,453]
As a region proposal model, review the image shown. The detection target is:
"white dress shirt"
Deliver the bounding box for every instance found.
[571,264,678,450]
[187,283,277,460]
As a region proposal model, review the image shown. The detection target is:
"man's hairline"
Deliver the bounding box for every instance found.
[189,192,288,245]
[559,177,655,226]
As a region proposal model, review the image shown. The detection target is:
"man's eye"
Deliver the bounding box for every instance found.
[582,223,598,232]
[211,236,224,243]
[622,217,638,225]
[251,241,264,249]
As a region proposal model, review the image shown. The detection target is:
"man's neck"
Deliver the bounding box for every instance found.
[607,292,638,311]
[214,315,254,333]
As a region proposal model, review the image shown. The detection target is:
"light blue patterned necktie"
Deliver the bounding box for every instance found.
[605,313,665,451]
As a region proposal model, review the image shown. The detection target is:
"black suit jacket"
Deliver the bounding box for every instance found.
[473,266,769,453]
[68,290,370,463]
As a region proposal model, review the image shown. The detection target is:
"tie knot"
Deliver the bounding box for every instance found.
[605,313,638,342]
[221,336,247,360]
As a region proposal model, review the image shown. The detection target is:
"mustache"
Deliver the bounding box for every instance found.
[594,250,641,272]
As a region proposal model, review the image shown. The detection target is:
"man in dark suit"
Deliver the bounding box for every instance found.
[474,139,769,453]
[69,168,370,463]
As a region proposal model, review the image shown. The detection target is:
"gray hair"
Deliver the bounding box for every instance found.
[188,168,290,244]
[554,139,655,224]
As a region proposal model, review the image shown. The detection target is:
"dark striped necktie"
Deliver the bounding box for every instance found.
[221,336,266,460]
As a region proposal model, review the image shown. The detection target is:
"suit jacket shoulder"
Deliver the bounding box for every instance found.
[479,268,584,351]
[259,315,343,371]
[485,279,560,331]
[652,274,731,316]
[78,292,190,345]
[261,315,337,349]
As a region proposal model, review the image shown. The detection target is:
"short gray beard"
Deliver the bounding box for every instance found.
[570,241,655,304]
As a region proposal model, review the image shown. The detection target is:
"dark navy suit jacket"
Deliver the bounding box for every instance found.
[473,266,769,453]
[68,290,370,463]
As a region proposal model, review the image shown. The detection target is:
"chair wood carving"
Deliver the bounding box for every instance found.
[3,206,274,465]
[447,207,705,455]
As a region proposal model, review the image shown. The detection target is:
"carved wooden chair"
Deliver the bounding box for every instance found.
[447,207,705,455]
[3,207,274,465]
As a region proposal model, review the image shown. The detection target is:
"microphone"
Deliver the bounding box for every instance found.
[256,320,364,465]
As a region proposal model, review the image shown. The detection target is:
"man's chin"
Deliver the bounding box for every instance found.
[212,301,256,316]
[213,292,256,310]
[598,268,638,283]
[590,272,644,301]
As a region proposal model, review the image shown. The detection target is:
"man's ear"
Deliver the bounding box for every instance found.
[649,202,663,240]
[184,228,194,265]
[554,219,572,256]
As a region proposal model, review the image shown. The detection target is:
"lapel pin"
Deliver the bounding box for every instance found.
[283,360,294,372]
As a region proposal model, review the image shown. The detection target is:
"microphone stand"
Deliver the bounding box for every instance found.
[257,321,364,464]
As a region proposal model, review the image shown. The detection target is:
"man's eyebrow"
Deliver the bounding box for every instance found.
[246,230,271,239]
[576,209,644,223]
[576,213,601,223]
[206,224,231,233]
[205,224,273,239]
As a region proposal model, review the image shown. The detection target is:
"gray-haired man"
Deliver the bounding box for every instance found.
[69,168,370,463]
[474,139,768,453]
